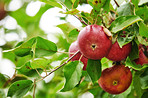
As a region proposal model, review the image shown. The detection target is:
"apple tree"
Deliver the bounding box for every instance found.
[0,0,148,98]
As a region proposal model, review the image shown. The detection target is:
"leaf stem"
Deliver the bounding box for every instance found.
[3,70,16,88]
[114,0,120,7]
[36,50,80,82]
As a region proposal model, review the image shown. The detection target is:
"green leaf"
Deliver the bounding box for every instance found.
[136,7,148,25]
[68,29,79,41]
[126,57,148,70]
[117,2,134,16]
[127,71,143,98]
[61,61,83,92]
[17,62,43,77]
[13,36,57,57]
[7,80,33,98]
[102,0,111,13]
[86,59,102,84]
[81,12,94,24]
[40,0,62,8]
[139,22,148,38]
[31,58,51,69]
[129,41,139,60]
[3,51,16,64]
[61,9,80,15]
[140,68,148,89]
[131,0,140,8]
[88,0,107,11]
[0,73,9,88]
[35,36,57,57]
[137,36,148,46]
[117,34,134,48]
[110,15,142,33]
[57,23,75,42]
[59,0,73,9]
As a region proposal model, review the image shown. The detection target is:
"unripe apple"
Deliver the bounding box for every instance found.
[77,25,112,60]
[69,41,88,70]
[106,41,132,61]
[0,2,7,20]
[98,65,132,94]
[134,45,148,65]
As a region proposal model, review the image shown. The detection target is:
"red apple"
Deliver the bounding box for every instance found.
[0,2,7,20]
[106,41,132,61]
[98,65,132,94]
[77,25,112,60]
[69,41,88,70]
[134,45,148,65]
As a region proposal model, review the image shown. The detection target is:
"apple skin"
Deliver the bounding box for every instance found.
[0,2,7,20]
[69,41,88,70]
[134,45,148,65]
[106,41,132,61]
[98,65,132,94]
[77,25,112,60]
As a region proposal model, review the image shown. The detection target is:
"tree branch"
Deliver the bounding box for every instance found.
[36,50,80,82]
[114,0,120,7]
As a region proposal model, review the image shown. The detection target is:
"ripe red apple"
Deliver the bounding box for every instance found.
[0,2,7,20]
[69,41,88,70]
[134,45,148,65]
[77,25,112,60]
[98,65,132,94]
[106,41,132,61]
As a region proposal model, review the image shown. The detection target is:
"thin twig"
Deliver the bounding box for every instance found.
[73,15,88,26]
[114,0,120,7]
[35,69,42,78]
[33,79,36,98]
[36,50,80,82]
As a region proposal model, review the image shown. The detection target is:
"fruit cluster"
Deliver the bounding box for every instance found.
[68,24,148,94]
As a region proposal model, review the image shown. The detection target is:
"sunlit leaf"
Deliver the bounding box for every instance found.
[110,15,142,33]
[117,2,134,16]
[61,61,83,92]
[31,58,51,69]
[40,0,62,8]
[139,22,148,38]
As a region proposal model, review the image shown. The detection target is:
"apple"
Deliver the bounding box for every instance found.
[77,25,112,60]
[0,2,7,20]
[106,41,132,61]
[69,41,88,70]
[98,65,132,94]
[134,45,148,65]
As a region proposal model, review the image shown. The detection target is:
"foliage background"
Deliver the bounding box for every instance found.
[0,0,148,98]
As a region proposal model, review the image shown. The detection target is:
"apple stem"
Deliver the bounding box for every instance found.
[36,50,80,82]
[114,0,120,7]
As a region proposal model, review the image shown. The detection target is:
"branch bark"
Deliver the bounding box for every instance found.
[36,50,80,82]
[114,0,120,7]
